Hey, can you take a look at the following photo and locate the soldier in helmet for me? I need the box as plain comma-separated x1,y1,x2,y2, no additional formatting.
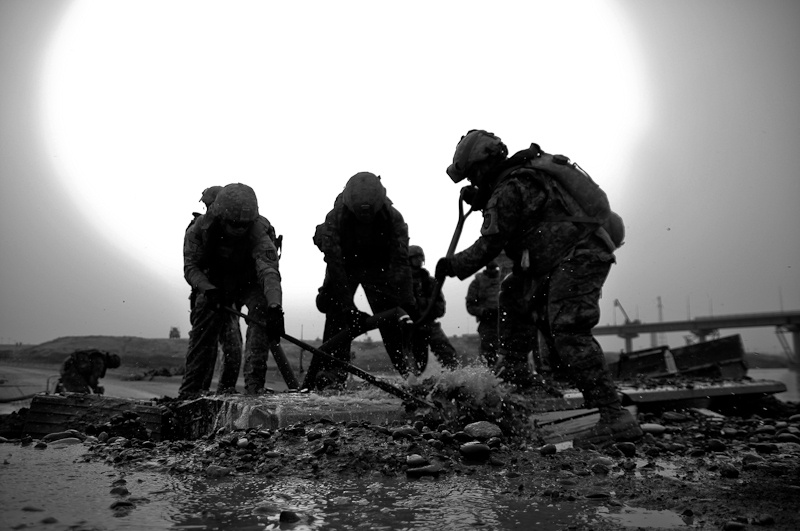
186,186,245,395
310,172,417,389
57,349,121,394
408,244,459,372
435,130,641,448
179,183,284,398
466,259,502,367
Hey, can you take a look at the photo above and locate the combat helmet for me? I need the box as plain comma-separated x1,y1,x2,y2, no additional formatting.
446,129,508,184
211,183,259,224
105,352,121,369
200,186,223,207
343,172,387,223
409,245,425,262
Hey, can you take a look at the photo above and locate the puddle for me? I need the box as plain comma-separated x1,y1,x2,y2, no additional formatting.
1,443,605,531
598,505,694,529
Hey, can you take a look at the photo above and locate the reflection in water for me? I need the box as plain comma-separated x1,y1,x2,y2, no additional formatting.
1,444,597,531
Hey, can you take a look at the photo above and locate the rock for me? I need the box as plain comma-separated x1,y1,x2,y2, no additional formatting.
406,462,443,478
538,444,557,456
584,491,611,499
752,443,779,454
279,510,301,523
205,464,233,478
719,464,740,478
459,442,491,462
722,521,746,531
741,453,764,465
721,428,739,438
34,441,47,449
391,427,419,440
110,486,130,495
662,411,689,422
236,438,249,449
264,451,281,458
590,463,611,475
109,500,135,509
614,442,636,457
776,433,800,444
49,438,82,446
486,437,502,448
43,430,86,442
454,431,474,443
463,421,502,441
641,423,666,435
706,439,727,452
406,454,428,468
752,514,775,525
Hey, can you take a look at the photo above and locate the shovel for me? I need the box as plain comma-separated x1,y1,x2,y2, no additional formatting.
415,191,473,326
224,307,436,410
218,306,299,389
301,307,416,389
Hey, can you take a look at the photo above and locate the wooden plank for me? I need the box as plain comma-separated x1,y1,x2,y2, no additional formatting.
532,406,637,444
618,379,786,403
23,394,163,440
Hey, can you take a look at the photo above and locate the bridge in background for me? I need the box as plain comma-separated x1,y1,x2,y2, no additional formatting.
594,310,800,358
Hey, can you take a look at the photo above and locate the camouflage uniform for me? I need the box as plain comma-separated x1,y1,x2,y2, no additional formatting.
411,264,459,372
447,160,620,410
180,194,282,398
187,207,244,394
59,349,118,394
466,267,502,366
313,190,416,385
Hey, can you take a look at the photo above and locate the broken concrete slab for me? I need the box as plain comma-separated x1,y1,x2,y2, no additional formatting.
174,392,408,439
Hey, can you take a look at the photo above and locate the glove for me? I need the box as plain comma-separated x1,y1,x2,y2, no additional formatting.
345,308,371,333
265,304,285,339
202,287,223,308
402,305,421,323
435,257,455,280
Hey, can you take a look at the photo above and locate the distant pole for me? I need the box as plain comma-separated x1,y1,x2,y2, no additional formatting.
779,286,784,312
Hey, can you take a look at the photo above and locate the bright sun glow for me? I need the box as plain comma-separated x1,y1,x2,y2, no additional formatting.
41,1,650,320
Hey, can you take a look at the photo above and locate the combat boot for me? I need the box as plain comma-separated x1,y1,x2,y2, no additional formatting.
573,406,643,448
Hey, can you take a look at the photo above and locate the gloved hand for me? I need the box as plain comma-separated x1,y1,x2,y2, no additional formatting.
265,304,285,339
435,257,455,280
402,305,421,324
345,308,371,333
203,287,223,308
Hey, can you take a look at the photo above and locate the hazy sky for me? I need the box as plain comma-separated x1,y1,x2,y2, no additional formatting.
1,0,798,356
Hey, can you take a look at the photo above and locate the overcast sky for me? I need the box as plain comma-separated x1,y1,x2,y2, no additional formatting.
1,0,798,356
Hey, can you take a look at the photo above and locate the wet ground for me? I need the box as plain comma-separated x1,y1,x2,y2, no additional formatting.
2,363,800,530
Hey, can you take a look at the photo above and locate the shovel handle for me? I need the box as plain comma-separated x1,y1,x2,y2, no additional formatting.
415,194,473,326
223,307,435,410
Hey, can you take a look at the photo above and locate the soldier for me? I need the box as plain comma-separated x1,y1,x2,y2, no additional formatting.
179,183,284,399
466,260,502,367
408,244,459,373
311,172,417,389
57,349,120,394
435,130,641,447
189,186,244,395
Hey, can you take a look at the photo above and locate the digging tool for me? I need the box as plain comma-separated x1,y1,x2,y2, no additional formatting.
218,306,299,389
301,307,415,389
225,307,435,410
416,190,474,326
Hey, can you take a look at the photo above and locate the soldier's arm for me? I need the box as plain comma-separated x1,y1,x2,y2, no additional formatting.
465,277,483,318
388,208,416,311
313,207,354,312
183,218,215,292
251,218,282,307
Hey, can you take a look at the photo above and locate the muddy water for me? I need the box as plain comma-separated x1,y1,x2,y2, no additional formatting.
2,443,620,531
